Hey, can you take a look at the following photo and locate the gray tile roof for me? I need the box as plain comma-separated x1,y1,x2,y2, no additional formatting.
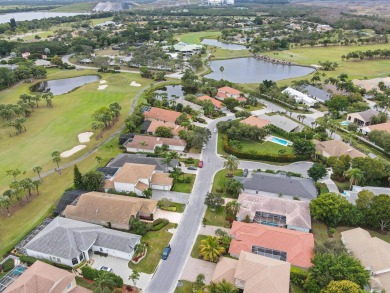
107,154,178,171
301,85,332,102
258,114,301,133
236,173,317,199
355,109,380,121
24,217,140,260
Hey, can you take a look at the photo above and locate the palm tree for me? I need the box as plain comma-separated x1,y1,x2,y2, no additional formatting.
199,236,225,263
6,169,21,182
33,166,42,179
129,269,140,288
208,280,238,293
345,168,364,190
226,200,240,217
94,271,116,293
225,179,243,198
223,155,239,175
32,180,42,195
219,66,224,80
0,196,12,216
51,151,61,170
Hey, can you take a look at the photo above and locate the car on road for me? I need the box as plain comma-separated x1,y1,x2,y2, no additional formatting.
161,244,171,260
198,160,204,168
188,166,197,170
214,128,217,133
98,266,113,273
243,168,249,177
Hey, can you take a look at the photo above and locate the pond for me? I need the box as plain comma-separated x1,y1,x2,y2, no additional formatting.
0,12,89,24
31,75,100,96
154,85,186,100
204,57,315,83
201,39,247,50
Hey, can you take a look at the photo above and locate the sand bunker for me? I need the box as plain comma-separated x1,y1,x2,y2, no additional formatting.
78,132,93,143
61,145,86,158
100,80,107,84
130,81,141,87
98,85,108,90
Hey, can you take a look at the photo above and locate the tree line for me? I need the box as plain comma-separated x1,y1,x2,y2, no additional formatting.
342,49,390,61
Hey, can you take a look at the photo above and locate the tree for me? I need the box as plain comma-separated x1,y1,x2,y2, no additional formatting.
321,280,361,293
199,236,225,262
351,157,387,185
74,165,84,190
82,171,104,192
225,179,243,198
292,139,315,156
6,169,21,182
9,18,16,31
0,196,12,216
51,151,61,170
20,178,34,198
225,200,240,217
308,163,327,181
33,166,42,179
129,269,140,288
94,271,116,293
219,66,224,80
204,192,224,211
143,188,152,198
155,126,174,138
193,274,205,292
50,55,63,66
344,168,364,190
223,155,239,174
365,194,390,231
208,280,238,293
32,180,42,195
306,253,369,292
223,98,239,111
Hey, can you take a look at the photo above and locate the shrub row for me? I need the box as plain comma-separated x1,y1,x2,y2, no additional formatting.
269,125,314,141
290,266,308,287
19,255,72,271
159,206,177,212
1,258,15,272
223,136,309,163
81,266,123,287
151,218,169,231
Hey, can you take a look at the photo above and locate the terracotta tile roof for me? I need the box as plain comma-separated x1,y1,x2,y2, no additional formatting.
198,95,223,108
316,140,366,158
240,116,270,128
113,163,155,184
143,107,181,123
125,135,187,151
218,86,241,95
229,221,314,268
63,192,157,225
237,193,311,230
4,261,89,293
151,173,173,186
146,120,184,136
216,92,228,100
236,97,247,102
367,122,390,134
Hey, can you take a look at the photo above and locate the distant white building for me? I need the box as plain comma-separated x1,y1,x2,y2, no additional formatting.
282,87,317,107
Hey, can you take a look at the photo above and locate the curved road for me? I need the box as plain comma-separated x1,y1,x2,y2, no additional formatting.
146,116,313,293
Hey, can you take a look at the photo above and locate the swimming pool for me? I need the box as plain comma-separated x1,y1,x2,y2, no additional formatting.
270,136,292,146
340,121,350,126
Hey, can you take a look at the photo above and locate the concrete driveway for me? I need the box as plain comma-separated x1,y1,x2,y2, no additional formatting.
91,255,152,290
180,257,217,285
154,209,183,224
152,190,189,204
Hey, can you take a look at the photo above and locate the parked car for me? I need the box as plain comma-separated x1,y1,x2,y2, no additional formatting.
188,166,197,170
243,168,249,177
161,244,171,260
214,128,217,133
202,144,206,149
98,266,113,273
198,160,204,168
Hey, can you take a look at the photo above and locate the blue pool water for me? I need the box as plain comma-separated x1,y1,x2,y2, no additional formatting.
340,121,350,126
270,136,291,146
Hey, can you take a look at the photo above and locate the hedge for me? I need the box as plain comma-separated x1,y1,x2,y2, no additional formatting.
160,206,177,212
2,258,15,272
19,255,72,271
290,266,308,287
151,218,169,231
81,266,123,287
223,135,309,163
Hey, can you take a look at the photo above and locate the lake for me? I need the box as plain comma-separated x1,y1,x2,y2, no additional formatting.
155,85,186,100
205,57,315,83
31,75,100,96
201,39,247,50
0,12,89,24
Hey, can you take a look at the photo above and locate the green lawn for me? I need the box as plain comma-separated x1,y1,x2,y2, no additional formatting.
240,140,294,155
172,174,196,193
51,2,96,12
76,277,98,291
211,169,243,194
210,47,252,60
291,284,306,293
175,280,193,293
203,206,227,227
318,183,330,195
128,223,175,274
174,31,221,44
190,234,208,258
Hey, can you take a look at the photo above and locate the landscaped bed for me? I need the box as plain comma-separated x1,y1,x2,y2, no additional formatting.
203,206,227,228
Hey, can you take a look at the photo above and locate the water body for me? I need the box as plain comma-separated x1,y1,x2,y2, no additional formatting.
0,12,89,24
155,85,186,100
205,57,315,83
201,39,247,50
31,75,100,96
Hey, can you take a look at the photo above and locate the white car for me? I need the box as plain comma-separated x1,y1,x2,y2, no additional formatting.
98,266,113,273
202,144,206,149
213,128,217,133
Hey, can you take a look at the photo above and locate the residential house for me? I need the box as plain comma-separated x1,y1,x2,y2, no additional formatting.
107,153,179,172
104,163,173,195
300,84,332,103
24,217,141,267
282,87,317,107
237,193,311,233
63,192,158,229
229,221,314,268
172,42,202,54
361,121,390,135
316,24,333,32
125,135,186,153
240,116,270,129
53,190,85,217
145,120,184,137
3,261,91,293
143,107,182,124
21,52,30,59
341,228,390,292
197,95,224,110
347,109,380,126
177,98,203,113
315,140,366,159
236,172,317,200
216,86,242,100
79,58,93,64
34,59,52,67
212,251,290,293
259,114,302,132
